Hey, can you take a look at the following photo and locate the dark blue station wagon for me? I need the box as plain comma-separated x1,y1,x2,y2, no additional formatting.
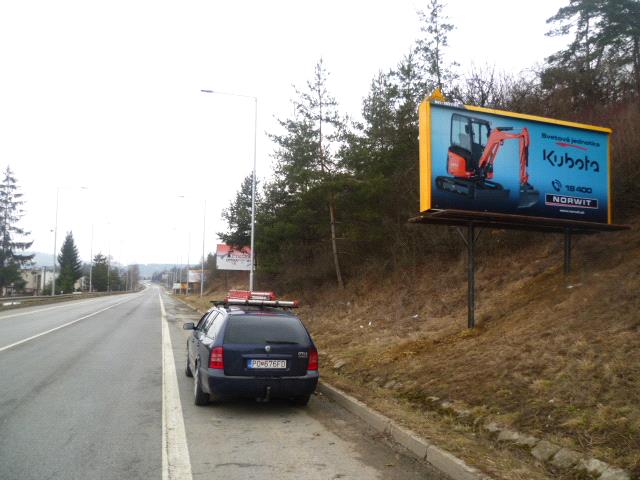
183,292,319,406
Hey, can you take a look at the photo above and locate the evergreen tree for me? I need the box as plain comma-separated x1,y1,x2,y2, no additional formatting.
601,0,640,98
219,175,260,248
543,0,640,106
415,0,456,94
293,59,346,288
91,253,109,292
57,232,82,293
339,54,427,267
0,167,34,294
109,267,122,291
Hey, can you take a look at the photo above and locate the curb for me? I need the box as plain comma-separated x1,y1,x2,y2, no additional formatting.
317,382,491,480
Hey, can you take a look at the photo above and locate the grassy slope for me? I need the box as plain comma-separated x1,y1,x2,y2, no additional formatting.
181,221,639,478
295,219,639,478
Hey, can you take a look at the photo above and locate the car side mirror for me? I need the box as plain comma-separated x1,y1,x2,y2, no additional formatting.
183,322,195,330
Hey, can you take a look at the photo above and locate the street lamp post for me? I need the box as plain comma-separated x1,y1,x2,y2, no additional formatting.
177,196,207,297
200,89,257,291
88,224,94,293
186,232,191,295
51,188,60,296
201,200,206,297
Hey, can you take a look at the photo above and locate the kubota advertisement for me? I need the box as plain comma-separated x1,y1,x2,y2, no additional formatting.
419,101,611,223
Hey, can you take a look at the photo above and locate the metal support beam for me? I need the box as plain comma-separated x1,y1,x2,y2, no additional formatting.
467,223,475,329
564,227,572,275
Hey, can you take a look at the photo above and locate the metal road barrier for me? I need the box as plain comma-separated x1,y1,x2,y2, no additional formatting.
0,291,134,311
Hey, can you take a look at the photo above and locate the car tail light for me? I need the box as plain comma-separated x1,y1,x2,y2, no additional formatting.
308,347,318,371
209,347,224,369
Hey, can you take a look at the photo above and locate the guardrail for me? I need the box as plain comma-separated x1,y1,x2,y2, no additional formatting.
0,291,132,311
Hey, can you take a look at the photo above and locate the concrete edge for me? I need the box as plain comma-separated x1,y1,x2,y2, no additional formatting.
317,382,492,480
318,382,391,435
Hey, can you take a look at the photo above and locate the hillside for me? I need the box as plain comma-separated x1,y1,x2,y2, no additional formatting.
294,216,639,478
181,215,638,478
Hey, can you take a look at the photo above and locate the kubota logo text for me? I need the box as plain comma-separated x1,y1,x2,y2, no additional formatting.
543,150,600,172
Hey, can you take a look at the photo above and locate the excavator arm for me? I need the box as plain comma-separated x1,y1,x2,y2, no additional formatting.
477,127,530,185
477,126,538,208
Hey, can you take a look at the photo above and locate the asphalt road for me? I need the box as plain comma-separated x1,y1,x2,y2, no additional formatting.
0,286,444,480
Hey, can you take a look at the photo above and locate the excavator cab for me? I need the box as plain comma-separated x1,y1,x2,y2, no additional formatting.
436,113,539,208
447,114,491,178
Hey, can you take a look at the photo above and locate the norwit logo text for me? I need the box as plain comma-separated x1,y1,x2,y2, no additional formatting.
543,150,600,172
545,194,599,209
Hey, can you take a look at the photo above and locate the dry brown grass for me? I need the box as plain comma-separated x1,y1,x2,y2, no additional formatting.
181,222,640,478
295,219,640,478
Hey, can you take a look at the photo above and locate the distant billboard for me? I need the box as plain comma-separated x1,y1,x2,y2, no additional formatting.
187,270,205,283
216,244,251,271
419,100,612,223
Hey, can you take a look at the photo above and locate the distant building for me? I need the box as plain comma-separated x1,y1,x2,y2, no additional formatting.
20,268,57,296
19,269,87,295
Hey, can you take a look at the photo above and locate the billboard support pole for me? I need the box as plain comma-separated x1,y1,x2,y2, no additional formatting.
456,225,483,329
467,224,476,329
564,228,572,275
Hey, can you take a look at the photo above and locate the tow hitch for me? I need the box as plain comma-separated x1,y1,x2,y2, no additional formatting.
256,385,271,403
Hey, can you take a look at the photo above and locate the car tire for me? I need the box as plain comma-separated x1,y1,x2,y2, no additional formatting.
193,363,209,406
185,344,193,377
292,394,311,406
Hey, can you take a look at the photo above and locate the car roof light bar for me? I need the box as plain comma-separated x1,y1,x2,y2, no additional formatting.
227,290,277,301
210,298,299,308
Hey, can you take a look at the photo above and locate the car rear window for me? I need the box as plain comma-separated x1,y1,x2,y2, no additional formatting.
224,315,309,345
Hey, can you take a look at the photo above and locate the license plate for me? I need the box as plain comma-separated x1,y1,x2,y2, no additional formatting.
247,359,287,369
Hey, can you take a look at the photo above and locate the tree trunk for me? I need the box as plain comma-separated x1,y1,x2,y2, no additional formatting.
634,35,640,100
328,194,344,289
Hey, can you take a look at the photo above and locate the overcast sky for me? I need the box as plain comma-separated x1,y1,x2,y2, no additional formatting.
1,0,568,266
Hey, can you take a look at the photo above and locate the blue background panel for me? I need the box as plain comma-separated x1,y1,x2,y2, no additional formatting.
429,104,609,223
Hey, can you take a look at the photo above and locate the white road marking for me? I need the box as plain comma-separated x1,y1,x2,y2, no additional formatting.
160,292,193,480
0,296,138,353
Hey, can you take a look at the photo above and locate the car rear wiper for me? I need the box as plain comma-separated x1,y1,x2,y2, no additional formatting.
264,340,299,344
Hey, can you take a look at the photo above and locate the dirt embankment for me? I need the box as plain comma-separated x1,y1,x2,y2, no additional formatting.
296,219,639,479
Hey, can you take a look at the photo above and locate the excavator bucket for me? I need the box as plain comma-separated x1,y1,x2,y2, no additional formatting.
518,183,539,208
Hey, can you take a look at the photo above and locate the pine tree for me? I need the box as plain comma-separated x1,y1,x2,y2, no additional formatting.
293,59,346,288
543,0,640,106
57,232,82,293
415,0,457,94
91,253,109,292
0,167,34,294
219,175,260,248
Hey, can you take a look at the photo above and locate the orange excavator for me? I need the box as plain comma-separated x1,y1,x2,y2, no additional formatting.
435,113,539,208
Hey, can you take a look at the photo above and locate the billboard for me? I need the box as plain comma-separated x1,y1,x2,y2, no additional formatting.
187,270,205,283
419,100,612,223
216,244,251,271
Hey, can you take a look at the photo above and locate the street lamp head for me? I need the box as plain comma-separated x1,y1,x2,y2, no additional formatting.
200,89,214,94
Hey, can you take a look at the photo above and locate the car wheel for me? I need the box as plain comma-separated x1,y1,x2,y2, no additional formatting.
185,358,193,377
193,362,209,406
185,344,193,377
292,394,311,406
